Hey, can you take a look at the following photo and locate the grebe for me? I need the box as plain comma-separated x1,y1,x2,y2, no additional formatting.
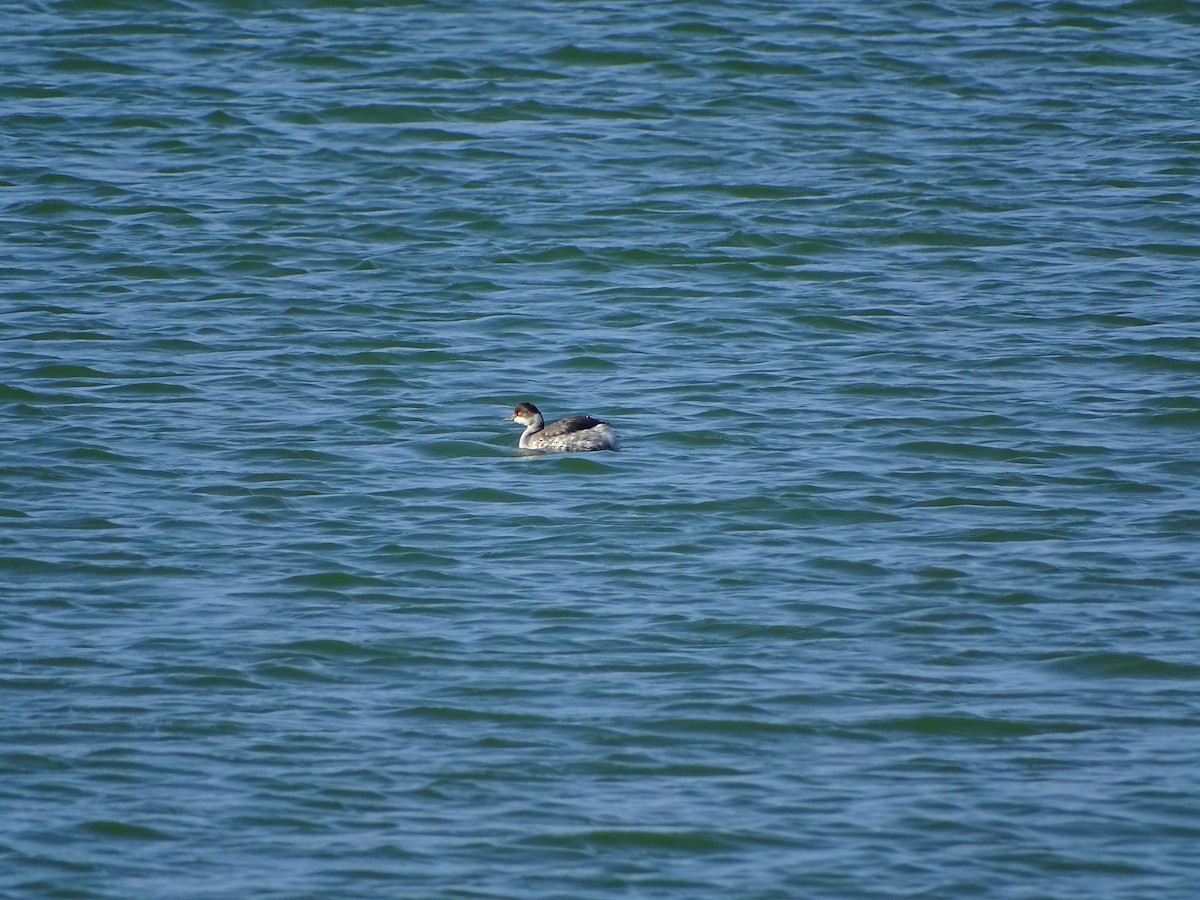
504,402,620,452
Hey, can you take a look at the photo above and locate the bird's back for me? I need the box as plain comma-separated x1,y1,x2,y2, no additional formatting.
541,415,606,438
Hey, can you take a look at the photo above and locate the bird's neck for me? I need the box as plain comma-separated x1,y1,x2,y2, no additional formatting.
519,417,544,448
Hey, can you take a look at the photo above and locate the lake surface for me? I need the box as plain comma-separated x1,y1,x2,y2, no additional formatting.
3,1,1200,897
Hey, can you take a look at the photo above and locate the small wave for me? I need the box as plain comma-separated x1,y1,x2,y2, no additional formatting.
865,714,1095,739
80,820,173,841
1045,652,1200,680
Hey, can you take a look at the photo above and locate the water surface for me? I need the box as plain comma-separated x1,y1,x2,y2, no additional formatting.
3,1,1200,897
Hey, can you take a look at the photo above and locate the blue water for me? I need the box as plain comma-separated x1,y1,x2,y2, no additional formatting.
4,1,1200,897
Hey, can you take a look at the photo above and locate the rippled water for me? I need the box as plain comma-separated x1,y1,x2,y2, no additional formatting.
4,1,1200,897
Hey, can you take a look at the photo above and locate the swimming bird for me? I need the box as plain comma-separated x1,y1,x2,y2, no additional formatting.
504,402,620,452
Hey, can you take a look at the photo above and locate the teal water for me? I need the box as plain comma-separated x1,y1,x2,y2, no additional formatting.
3,1,1200,897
